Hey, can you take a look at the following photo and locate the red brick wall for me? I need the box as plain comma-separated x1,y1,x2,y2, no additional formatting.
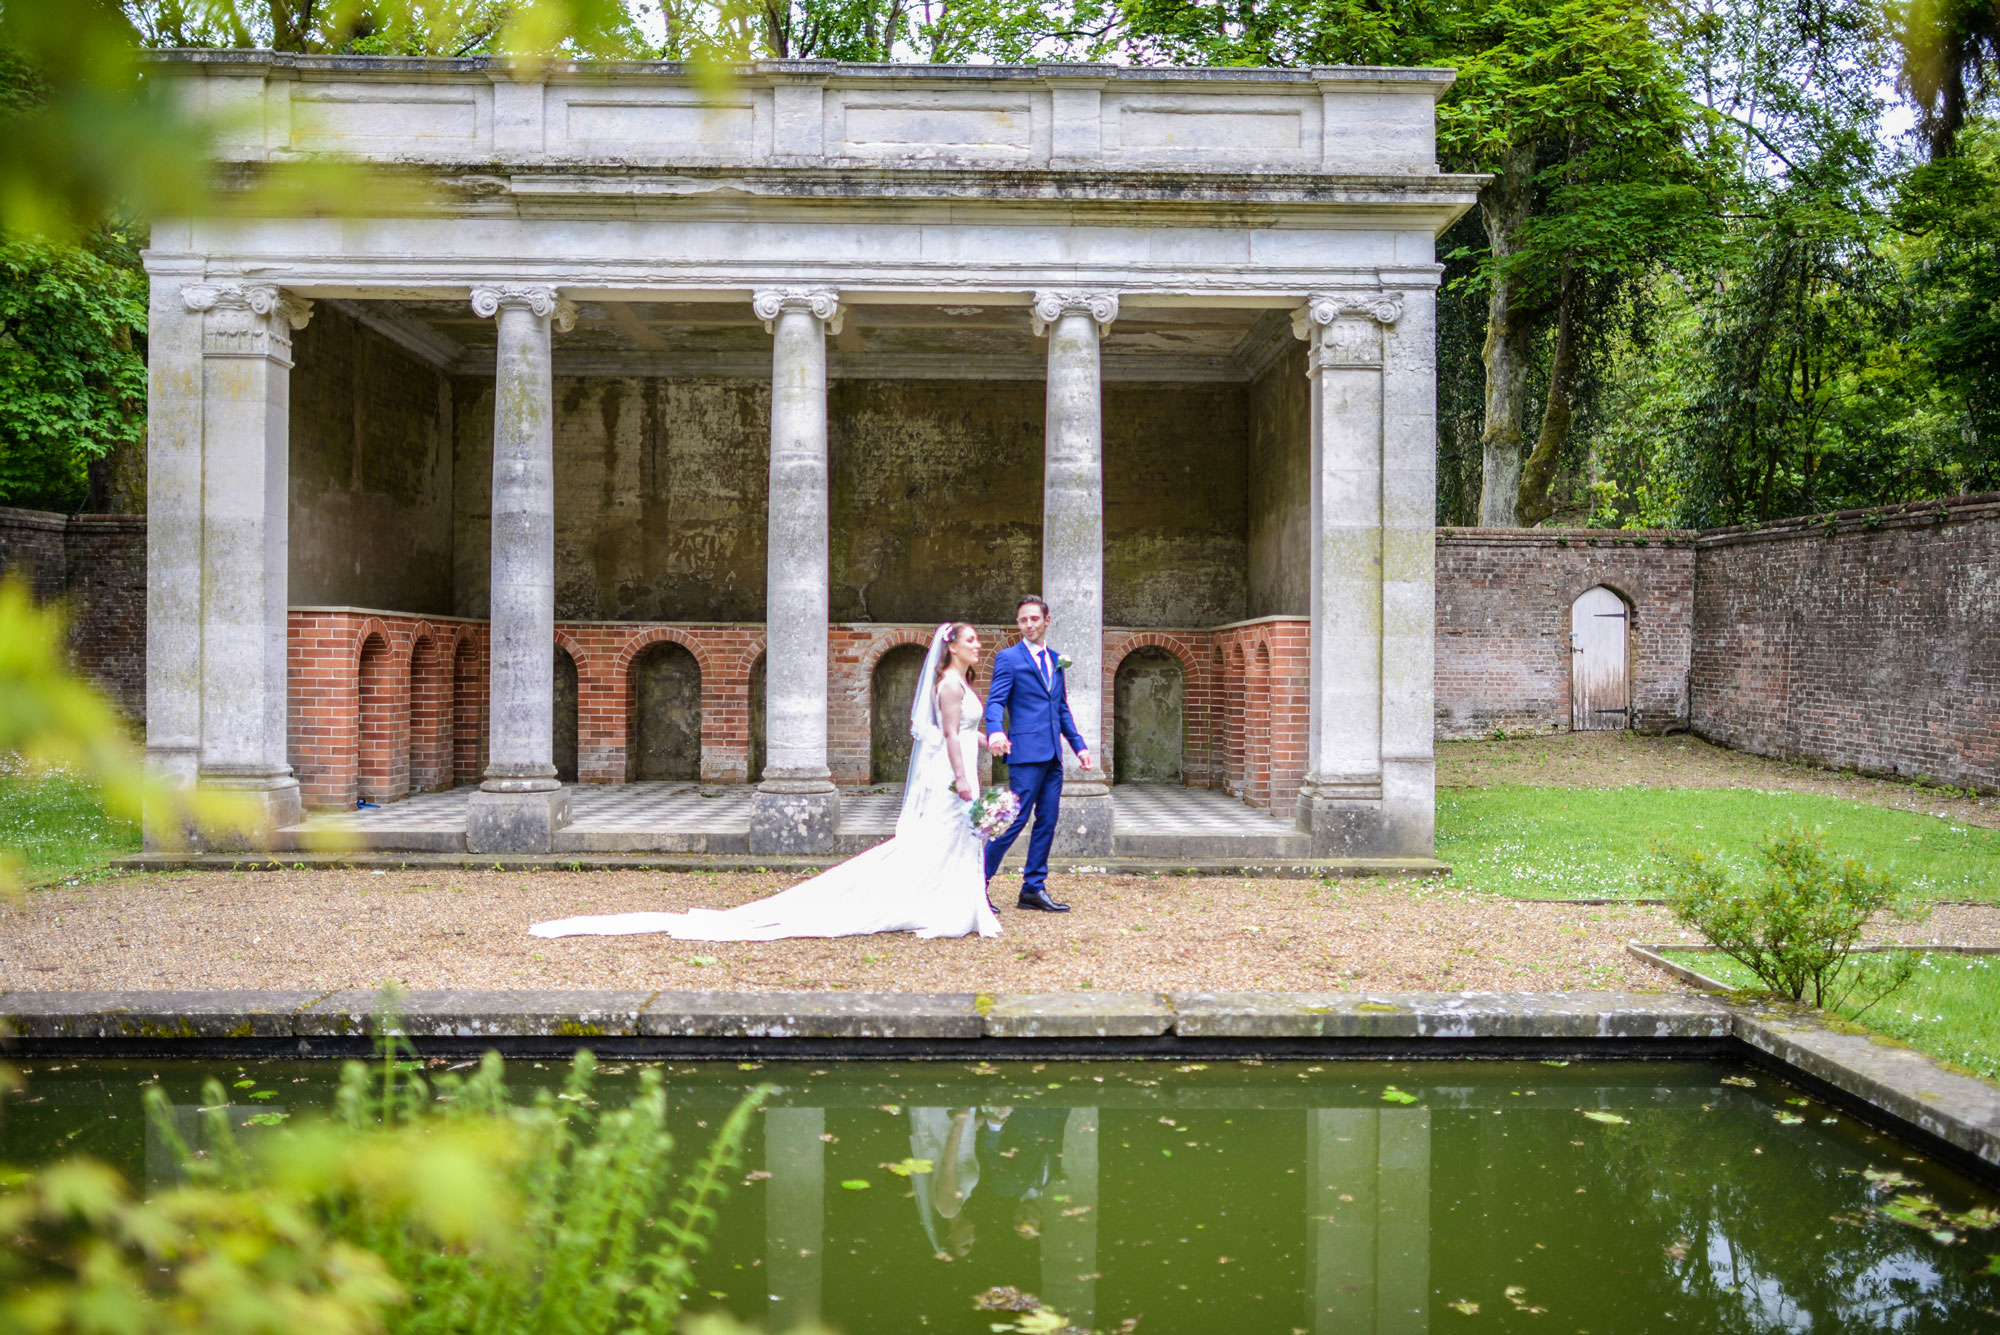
1435,528,1696,739
1691,493,2000,792
282,612,1315,810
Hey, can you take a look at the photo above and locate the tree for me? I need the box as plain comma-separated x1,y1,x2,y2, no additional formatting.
0,229,147,513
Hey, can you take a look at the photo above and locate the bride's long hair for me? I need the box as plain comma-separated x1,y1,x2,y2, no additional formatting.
944,621,979,688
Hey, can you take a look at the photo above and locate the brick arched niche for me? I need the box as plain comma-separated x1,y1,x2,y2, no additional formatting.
871,642,933,783
356,629,404,803
452,632,486,783
627,640,702,781
747,653,767,785
407,627,452,794
553,644,579,784
1113,645,1188,784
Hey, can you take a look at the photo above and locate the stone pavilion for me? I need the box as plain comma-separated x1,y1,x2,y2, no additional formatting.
144,52,1478,857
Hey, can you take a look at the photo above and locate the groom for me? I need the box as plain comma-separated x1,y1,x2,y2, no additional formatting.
982,595,1092,912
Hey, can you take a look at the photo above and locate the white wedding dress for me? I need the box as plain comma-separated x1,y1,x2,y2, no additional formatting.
529,626,1001,941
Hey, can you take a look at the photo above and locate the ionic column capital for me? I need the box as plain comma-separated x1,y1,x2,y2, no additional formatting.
1032,289,1119,337
471,284,577,332
181,282,313,360
753,286,843,335
1292,291,1402,371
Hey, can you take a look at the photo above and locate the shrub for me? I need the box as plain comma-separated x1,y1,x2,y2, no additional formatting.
1648,821,1925,1010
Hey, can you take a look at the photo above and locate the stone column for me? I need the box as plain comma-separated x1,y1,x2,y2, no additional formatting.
1380,286,1439,856
141,260,206,846
1033,290,1117,856
180,281,313,844
467,283,576,854
751,287,841,854
1291,292,1404,856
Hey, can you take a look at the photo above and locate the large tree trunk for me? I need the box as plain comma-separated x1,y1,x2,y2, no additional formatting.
1477,140,1538,527
1516,261,1581,526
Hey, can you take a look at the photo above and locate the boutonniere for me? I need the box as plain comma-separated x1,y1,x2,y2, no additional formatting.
1055,653,1073,673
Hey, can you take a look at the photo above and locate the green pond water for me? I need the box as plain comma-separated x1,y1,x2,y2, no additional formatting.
7,1056,2000,1332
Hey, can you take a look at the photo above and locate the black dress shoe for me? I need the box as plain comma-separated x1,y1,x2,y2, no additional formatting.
1016,888,1070,912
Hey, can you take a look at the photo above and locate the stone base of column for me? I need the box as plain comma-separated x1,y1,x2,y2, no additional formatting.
751,781,840,855
189,772,303,852
1053,777,1114,856
141,746,200,852
468,787,572,854
1380,756,1436,859
1294,765,1435,858
1295,778,1389,858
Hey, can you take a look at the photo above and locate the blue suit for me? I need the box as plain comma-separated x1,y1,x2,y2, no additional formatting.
981,640,1087,894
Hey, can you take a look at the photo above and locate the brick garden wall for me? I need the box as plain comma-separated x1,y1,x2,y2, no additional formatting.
0,506,147,721
1690,493,2000,792
1434,528,1696,740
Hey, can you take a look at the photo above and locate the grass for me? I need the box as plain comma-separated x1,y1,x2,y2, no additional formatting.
1663,949,2000,1084
0,773,139,888
1437,785,2000,901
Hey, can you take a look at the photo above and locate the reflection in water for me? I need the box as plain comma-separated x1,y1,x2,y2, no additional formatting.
11,1059,2000,1334
1310,1109,1430,1333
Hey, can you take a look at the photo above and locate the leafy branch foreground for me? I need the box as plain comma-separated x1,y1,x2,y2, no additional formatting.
1649,822,1926,1012
1,1042,777,1335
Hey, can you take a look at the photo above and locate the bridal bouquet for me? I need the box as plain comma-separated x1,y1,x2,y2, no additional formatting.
968,786,1021,842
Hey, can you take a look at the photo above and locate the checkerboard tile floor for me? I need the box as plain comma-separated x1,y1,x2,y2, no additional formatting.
293,780,1282,842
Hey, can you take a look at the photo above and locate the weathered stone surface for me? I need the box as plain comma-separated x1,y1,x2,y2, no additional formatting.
983,991,1174,1038
640,991,982,1039
1172,990,1734,1040
1732,1002,2000,1171
0,990,318,1039
297,989,652,1038
466,787,571,854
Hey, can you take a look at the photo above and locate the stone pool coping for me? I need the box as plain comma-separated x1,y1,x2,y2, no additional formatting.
6,986,2000,1184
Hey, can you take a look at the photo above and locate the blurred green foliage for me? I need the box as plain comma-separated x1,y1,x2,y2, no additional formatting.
1,1036,777,1335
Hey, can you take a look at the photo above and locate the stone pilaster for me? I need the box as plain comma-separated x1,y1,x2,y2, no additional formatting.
183,280,313,845
141,260,206,847
468,283,576,853
1290,291,1405,856
1380,286,1438,856
751,287,841,854
1034,290,1116,855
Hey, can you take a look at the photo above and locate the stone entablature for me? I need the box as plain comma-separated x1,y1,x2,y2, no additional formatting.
161,53,1454,179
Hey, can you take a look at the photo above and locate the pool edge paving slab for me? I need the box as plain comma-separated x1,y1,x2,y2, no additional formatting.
7,987,2000,1183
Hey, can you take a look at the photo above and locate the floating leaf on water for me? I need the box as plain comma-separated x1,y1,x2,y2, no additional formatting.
1539,1060,1569,1067
1176,1064,1208,1073
737,1061,762,1071
1952,1207,2000,1230
1381,1086,1418,1105
1865,1168,1920,1191
1720,1075,1757,1088
880,1104,903,1115
1015,1310,1071,1335
841,1179,872,1190
1774,1112,1805,1125
743,1170,772,1183
1448,1300,1480,1315
1581,1110,1628,1125
975,1287,1043,1313
243,1111,288,1126
884,1158,933,1177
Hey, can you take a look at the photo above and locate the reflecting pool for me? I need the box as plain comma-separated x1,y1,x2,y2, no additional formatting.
7,1057,2000,1332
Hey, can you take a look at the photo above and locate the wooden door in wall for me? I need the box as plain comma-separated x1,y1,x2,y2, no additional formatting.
1570,586,1630,730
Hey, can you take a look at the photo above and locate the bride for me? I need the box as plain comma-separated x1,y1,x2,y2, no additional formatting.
529,622,1002,941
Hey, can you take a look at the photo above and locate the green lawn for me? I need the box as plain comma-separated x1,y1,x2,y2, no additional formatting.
0,774,140,887
1438,785,2000,901
1665,949,2000,1083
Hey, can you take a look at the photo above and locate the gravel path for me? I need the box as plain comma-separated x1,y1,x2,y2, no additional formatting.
2,869,1707,994
1441,732,2000,827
